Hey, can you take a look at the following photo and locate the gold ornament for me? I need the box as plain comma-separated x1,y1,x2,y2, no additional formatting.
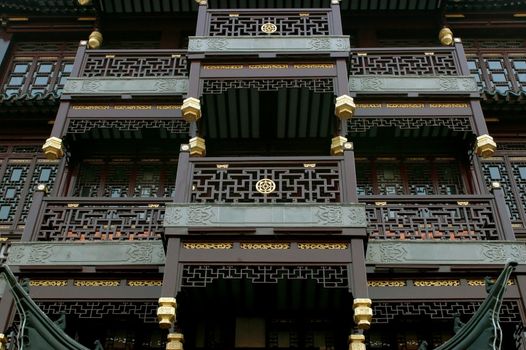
157,297,177,329
88,30,103,49
475,134,497,158
181,97,201,123
261,23,277,34
189,136,206,157
0,333,6,350
330,136,348,155
77,0,92,5
353,298,373,329
439,27,453,46
167,333,184,350
335,95,356,120
42,137,64,160
255,178,276,194
348,334,366,350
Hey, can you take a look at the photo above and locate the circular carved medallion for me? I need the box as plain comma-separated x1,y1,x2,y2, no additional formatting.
255,178,276,194
261,22,277,34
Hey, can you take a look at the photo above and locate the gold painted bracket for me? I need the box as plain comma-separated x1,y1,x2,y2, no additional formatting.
475,134,497,158
181,97,202,123
42,137,64,160
157,297,177,329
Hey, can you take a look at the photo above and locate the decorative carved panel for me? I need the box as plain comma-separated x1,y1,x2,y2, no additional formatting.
181,265,349,288
202,78,334,94
66,119,189,135
348,117,472,133
350,50,459,76
363,197,499,240
208,12,330,36
36,199,169,240
80,52,188,77
191,160,341,203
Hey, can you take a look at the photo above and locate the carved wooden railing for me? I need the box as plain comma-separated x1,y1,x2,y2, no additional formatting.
28,198,170,241
204,9,335,36
349,47,462,76
360,195,502,240
189,157,344,203
77,49,188,78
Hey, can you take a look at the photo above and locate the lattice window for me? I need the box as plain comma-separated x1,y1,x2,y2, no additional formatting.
0,146,59,237
191,160,341,203
356,158,465,196
207,12,330,36
466,56,486,90
510,56,526,92
481,160,522,225
73,160,177,198
483,57,513,94
1,42,75,97
80,53,188,77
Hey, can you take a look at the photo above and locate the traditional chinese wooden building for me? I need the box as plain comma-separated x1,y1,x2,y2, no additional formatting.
0,0,526,349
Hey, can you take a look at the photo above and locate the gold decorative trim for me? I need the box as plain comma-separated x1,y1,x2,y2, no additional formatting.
303,163,316,168
128,280,163,287
0,237,8,242
203,65,243,70
183,243,233,249
355,103,382,108
414,280,460,287
67,203,79,208
467,279,515,286
429,103,469,108
456,201,469,206
368,280,406,287
375,201,387,206
255,178,276,194
298,243,348,250
386,103,425,108
293,64,334,69
249,64,287,69
74,280,120,287
240,243,290,250
30,280,68,287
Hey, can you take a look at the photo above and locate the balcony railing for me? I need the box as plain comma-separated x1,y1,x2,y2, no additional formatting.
204,9,335,36
28,198,170,241
189,157,344,203
77,49,188,78
361,195,501,240
350,47,462,76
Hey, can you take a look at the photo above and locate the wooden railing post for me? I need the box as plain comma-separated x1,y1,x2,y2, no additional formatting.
491,181,516,241
343,142,358,203
173,145,191,203
20,184,48,242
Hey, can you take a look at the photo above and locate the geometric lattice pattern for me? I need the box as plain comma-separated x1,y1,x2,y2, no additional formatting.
348,117,472,133
37,199,168,240
80,52,188,77
181,265,349,288
208,12,330,36
350,51,459,76
36,301,158,323
373,300,522,324
364,197,499,240
66,119,189,135
191,160,341,203
202,78,334,94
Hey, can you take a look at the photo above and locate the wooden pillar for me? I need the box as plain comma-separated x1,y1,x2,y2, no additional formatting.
492,182,516,241
343,144,358,203
349,237,368,298
160,237,183,298
173,145,191,203
20,184,48,242
0,31,13,70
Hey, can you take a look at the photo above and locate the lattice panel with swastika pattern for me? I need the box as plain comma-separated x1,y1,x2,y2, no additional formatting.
182,265,348,288
37,199,169,240
202,78,334,94
191,160,341,203
80,53,188,77
208,12,330,36
364,198,499,240
350,52,459,76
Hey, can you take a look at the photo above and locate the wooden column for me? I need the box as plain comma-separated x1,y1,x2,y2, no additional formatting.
349,237,368,298
343,144,358,203
0,31,13,70
173,145,191,203
492,182,516,241
20,184,48,242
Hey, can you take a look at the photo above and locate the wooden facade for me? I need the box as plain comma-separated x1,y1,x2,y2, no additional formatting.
1,0,526,349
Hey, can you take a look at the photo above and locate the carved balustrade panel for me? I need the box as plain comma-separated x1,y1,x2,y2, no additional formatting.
36,199,169,241
362,196,499,240
80,51,188,77
207,10,330,36
191,158,342,203
349,49,459,76
202,78,334,94
0,145,59,237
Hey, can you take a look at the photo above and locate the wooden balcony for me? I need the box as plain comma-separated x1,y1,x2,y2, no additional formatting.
63,44,189,97
349,40,479,97
189,7,350,57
